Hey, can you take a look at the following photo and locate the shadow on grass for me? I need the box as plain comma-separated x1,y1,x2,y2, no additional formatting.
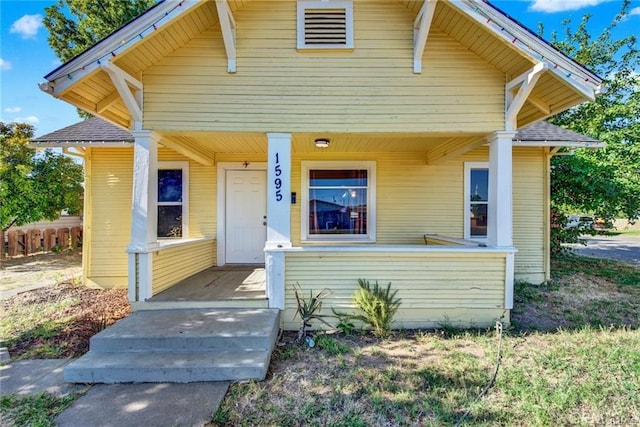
511,253,640,333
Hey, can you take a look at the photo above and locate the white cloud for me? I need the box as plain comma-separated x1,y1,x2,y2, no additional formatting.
529,0,609,13
4,107,22,113
15,116,40,124
10,14,43,39
0,58,12,70
630,7,640,16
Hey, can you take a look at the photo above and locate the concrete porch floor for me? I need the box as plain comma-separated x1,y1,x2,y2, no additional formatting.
149,265,266,302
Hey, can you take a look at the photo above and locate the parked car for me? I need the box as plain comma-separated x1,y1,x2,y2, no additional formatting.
565,215,594,229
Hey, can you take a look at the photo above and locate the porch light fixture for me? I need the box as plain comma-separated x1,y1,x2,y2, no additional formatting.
315,138,330,148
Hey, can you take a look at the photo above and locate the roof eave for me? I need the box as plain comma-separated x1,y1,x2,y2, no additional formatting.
42,0,201,85
452,1,603,95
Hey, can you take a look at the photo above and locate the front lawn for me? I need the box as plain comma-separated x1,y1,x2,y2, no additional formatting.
212,254,640,426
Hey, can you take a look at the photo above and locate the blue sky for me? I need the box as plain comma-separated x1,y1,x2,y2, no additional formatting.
1,0,639,137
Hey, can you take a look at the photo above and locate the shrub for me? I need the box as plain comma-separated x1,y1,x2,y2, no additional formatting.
335,279,401,337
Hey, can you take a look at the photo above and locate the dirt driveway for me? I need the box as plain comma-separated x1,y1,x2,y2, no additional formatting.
570,234,640,265
0,251,82,300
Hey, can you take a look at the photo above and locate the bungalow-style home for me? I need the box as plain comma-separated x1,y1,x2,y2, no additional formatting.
37,0,604,332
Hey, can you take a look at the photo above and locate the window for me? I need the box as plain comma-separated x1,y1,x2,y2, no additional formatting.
158,162,188,239
464,162,489,240
297,1,354,50
302,161,375,242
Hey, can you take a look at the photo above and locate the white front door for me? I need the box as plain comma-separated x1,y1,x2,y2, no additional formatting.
225,170,267,263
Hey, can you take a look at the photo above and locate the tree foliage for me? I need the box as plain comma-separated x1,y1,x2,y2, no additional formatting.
0,122,84,231
43,0,155,63
542,1,640,223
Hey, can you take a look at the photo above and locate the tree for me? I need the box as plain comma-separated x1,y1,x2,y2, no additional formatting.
0,122,84,231
541,1,640,227
43,0,156,63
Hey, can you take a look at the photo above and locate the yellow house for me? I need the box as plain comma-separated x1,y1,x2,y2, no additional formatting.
38,0,603,329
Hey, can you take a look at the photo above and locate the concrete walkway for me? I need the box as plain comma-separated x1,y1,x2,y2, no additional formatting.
1,359,229,427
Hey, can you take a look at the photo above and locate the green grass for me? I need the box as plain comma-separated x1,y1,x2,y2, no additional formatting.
0,393,77,427
212,254,640,426
552,252,640,287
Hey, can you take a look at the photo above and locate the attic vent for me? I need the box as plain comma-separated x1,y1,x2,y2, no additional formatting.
297,1,353,50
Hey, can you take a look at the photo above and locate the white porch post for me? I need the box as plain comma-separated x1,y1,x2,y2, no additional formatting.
487,131,516,248
265,132,292,309
126,130,160,302
487,130,517,310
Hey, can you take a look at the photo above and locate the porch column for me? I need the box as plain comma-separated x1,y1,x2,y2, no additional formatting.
265,132,292,309
126,130,160,302
487,131,516,248
488,130,517,311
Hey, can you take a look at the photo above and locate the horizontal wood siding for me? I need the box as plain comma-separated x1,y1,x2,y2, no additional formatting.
152,240,216,295
512,147,546,283
283,250,507,330
291,152,463,245
144,1,504,133
88,148,134,289
158,148,217,238
291,148,546,281
87,148,220,289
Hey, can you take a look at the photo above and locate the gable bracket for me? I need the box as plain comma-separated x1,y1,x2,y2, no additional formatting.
215,0,237,73
413,0,437,74
101,61,143,126
505,62,546,131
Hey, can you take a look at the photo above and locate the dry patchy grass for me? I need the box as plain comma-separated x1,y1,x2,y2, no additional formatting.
212,255,640,426
0,281,130,359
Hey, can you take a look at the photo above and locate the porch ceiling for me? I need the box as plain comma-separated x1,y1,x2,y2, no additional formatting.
156,131,485,157
44,0,598,131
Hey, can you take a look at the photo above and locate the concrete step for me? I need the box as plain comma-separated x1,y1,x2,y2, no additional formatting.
65,308,280,383
132,299,268,311
64,350,271,383
90,308,279,352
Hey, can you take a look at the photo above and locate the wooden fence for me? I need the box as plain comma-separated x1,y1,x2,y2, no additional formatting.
1,227,82,259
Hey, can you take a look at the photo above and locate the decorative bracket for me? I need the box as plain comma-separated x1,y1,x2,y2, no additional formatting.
215,0,237,73
101,61,143,125
505,62,546,131
413,0,437,73
159,137,215,166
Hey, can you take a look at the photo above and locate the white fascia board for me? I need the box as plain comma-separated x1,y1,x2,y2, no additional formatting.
43,0,201,84
514,140,605,148
449,1,603,93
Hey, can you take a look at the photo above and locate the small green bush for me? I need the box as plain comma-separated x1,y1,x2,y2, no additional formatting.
334,279,401,337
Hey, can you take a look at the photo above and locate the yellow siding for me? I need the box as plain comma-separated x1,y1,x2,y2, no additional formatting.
87,148,134,289
158,148,217,238
144,1,504,133
87,147,221,289
283,250,507,330
152,240,216,295
512,148,546,283
291,148,546,281
291,152,463,246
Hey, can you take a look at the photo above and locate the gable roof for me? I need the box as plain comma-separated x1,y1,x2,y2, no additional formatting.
39,0,603,130
31,117,133,147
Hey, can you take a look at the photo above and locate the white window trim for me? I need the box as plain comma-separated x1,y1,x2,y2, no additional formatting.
158,161,189,239
464,162,489,243
301,160,376,243
297,0,354,50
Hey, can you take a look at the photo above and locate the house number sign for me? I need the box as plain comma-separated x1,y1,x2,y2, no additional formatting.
274,152,283,202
